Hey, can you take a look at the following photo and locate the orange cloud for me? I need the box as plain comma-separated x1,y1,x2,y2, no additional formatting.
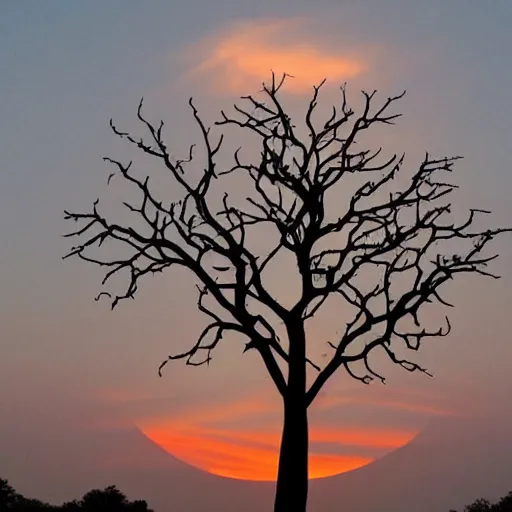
126,383,468,482
101,385,452,480
138,424,378,480
140,427,279,480
146,390,276,428
314,389,459,417
189,425,416,451
310,427,417,450
181,18,366,95
137,418,417,481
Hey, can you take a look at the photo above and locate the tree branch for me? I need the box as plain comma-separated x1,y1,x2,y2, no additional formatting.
64,73,510,406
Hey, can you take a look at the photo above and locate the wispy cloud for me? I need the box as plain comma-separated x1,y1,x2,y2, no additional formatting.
136,391,419,481
179,17,367,96
137,423,402,480
314,386,460,418
316,394,458,417
96,379,458,480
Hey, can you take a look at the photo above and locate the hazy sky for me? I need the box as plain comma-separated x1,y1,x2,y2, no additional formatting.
1,1,512,510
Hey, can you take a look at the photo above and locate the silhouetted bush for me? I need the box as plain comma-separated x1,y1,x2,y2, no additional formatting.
0,478,152,511
451,491,512,512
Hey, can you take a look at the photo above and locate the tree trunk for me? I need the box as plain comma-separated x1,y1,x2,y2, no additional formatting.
273,396,309,512
274,321,308,512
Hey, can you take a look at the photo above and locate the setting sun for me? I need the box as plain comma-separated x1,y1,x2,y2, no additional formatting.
137,421,418,481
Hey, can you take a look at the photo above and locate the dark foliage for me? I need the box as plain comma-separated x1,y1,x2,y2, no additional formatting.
0,479,153,512
451,491,512,512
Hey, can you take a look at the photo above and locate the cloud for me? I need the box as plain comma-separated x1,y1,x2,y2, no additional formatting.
316,393,458,417
99,381,457,480
137,423,397,480
314,385,460,418
136,391,419,481
179,17,367,96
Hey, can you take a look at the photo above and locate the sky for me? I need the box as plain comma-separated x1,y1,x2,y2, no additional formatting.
1,1,512,510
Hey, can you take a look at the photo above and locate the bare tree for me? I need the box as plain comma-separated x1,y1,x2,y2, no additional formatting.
64,74,509,512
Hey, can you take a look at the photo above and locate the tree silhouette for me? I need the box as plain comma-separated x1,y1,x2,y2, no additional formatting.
464,498,493,512
0,479,152,511
450,491,512,512
64,74,510,512
73,486,151,512
1,478,54,511
494,492,512,512
79,486,131,512
0,478,20,509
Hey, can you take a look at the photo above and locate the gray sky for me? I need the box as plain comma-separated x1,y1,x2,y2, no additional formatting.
1,1,512,510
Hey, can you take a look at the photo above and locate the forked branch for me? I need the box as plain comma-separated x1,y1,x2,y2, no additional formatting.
64,73,510,402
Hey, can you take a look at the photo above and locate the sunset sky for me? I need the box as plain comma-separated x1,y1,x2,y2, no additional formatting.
1,1,512,511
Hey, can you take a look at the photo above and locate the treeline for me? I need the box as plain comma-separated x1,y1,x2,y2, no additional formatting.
450,491,512,512
0,479,152,511
2,476,511,511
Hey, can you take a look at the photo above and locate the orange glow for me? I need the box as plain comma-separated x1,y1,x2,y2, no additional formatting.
138,421,417,481
131,389,426,481
181,18,366,95
166,395,274,427
315,393,461,416
315,392,459,417
310,427,417,449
